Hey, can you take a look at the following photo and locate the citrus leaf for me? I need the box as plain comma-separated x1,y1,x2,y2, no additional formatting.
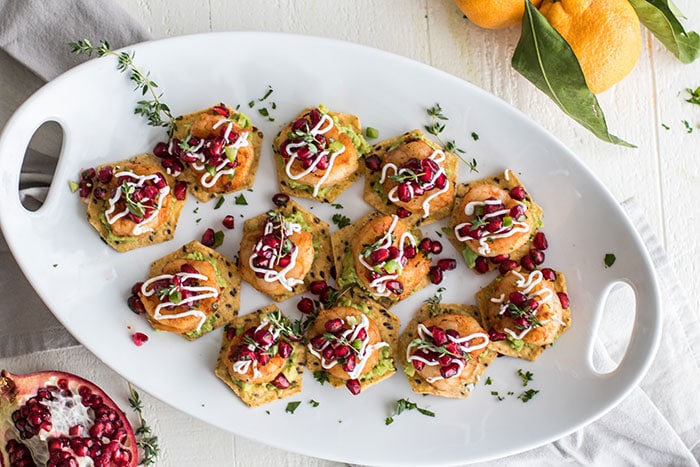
628,0,700,64
512,1,635,147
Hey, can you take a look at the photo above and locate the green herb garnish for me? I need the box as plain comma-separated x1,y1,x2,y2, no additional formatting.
518,389,540,403
313,371,329,385
128,383,160,466
517,369,534,387
425,104,478,172
235,194,248,205
214,196,225,210
332,213,351,229
424,287,445,317
385,398,435,425
309,400,320,408
686,86,700,105
604,253,616,268
285,401,302,414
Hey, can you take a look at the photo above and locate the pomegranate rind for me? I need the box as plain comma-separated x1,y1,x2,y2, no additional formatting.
475,268,571,360
306,293,399,393
214,305,306,407
398,304,497,398
445,170,544,272
84,154,186,253
331,211,431,309
141,240,241,340
172,104,263,202
273,107,367,203
363,129,458,227
0,369,137,467
238,199,333,302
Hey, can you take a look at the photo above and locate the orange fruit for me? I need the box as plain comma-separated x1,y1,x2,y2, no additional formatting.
538,0,642,94
455,0,543,29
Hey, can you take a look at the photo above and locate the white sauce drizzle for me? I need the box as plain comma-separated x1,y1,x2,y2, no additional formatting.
140,272,218,332
307,314,388,379
283,114,345,197
189,118,250,188
379,149,449,217
453,197,530,255
406,324,489,383
249,218,304,291
502,270,557,340
104,170,170,236
232,316,283,379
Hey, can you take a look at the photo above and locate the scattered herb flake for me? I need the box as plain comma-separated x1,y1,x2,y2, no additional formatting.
683,120,693,133
309,400,320,408
248,100,255,108
332,213,351,229
195,218,202,224
686,86,700,106
662,123,670,130
235,194,248,205
518,389,539,403
128,383,160,466
604,253,616,268
471,132,479,141
285,401,302,414
265,410,270,415
517,369,533,386
425,103,478,172
485,377,492,385
214,196,225,210
331,203,343,210
212,230,225,249
386,398,435,425
491,391,505,401
313,371,329,385
193,207,199,214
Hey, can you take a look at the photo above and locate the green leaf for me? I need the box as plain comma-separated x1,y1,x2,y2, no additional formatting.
604,253,616,268
629,0,700,64
285,401,302,414
512,2,634,147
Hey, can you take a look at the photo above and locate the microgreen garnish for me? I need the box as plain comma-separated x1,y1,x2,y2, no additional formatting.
385,398,435,425
313,371,329,385
285,401,302,414
309,400,320,408
332,213,351,229
424,287,445,317
518,389,539,403
517,369,533,386
425,103,478,173
686,86,700,106
258,85,274,102
604,253,616,268
408,337,467,361
267,309,304,342
361,234,396,257
504,302,542,330
156,281,182,304
128,383,160,466
70,39,176,134
214,197,225,210
235,194,248,205
389,168,424,184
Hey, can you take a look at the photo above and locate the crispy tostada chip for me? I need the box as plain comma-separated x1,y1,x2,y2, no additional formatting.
445,169,543,274
273,105,370,203
363,129,458,226
238,199,333,302
215,304,306,407
475,268,571,361
398,302,496,398
134,240,240,341
83,154,186,252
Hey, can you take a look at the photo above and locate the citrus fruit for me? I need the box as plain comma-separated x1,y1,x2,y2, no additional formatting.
455,0,543,29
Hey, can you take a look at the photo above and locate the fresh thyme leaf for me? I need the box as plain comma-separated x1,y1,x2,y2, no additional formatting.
518,389,540,403
332,213,351,228
517,369,534,386
214,196,225,210
285,401,302,414
235,194,248,205
424,103,478,172
604,253,616,268
313,371,329,385
128,383,160,466
424,287,445,317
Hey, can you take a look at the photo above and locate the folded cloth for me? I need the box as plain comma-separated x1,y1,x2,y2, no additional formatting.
0,0,150,358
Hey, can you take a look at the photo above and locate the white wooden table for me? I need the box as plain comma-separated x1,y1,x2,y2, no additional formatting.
1,1,699,465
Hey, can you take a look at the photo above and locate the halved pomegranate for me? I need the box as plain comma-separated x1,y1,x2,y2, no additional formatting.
0,370,137,467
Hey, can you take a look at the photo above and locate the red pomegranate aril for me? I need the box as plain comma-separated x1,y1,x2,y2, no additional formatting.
440,362,460,379
310,336,327,350
430,327,448,346
530,249,545,265
393,207,410,219
201,228,216,247
81,167,96,181
131,332,148,346
309,280,328,295
445,342,460,355
209,136,226,157
520,255,536,271
257,352,271,366
271,373,290,389
321,346,335,361
254,329,274,347
342,355,357,373
278,341,293,359
309,108,322,125
237,348,256,362
525,298,539,311
212,105,230,117
319,286,337,305
509,186,526,201
370,248,390,264
97,166,113,184
364,154,382,172
418,238,432,253
292,118,308,131
126,295,145,315
334,345,351,359
173,181,188,200
489,328,507,341
386,280,404,295
513,317,530,328
491,254,510,264
541,267,557,281
397,183,412,202
412,359,425,371
430,240,443,255
533,231,549,250
437,258,457,271
435,173,448,190
509,205,525,220
499,260,518,275
316,155,329,170
557,292,571,309
486,218,503,233
356,328,367,341
509,292,527,307
272,192,289,207
277,256,292,267
143,185,159,200
153,141,170,159
429,266,443,284
297,297,316,314
474,256,490,274
438,354,452,366
222,215,235,230
403,245,417,259
346,379,362,395
325,318,344,334
456,225,471,239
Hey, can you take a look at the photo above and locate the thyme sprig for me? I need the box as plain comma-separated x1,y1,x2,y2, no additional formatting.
408,337,467,361
425,104,478,173
389,169,424,184
424,287,445,318
128,383,160,466
267,309,304,342
70,39,176,133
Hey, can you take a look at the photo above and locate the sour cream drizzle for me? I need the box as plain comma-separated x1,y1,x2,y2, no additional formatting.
357,215,416,297
500,270,557,340
140,272,218,332
379,149,449,217
284,113,345,197
188,118,250,188
249,218,304,291
232,316,283,379
307,314,388,380
406,324,489,383
104,170,170,236
454,197,530,255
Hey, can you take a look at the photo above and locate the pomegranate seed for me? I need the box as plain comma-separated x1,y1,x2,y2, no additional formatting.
491,254,510,264
278,256,292,267
131,332,148,346
254,329,274,347
394,207,410,219
509,292,528,307
430,327,448,346
297,297,316,314
541,268,557,281
309,108,322,125
322,346,335,360
292,118,308,132
520,255,536,271
356,328,367,341
310,336,327,350
212,105,230,117
429,266,443,284
530,249,545,265
437,258,457,271
533,231,549,250
346,379,362,395
430,241,443,255
412,359,425,371
403,245,417,259
334,345,351,359
325,319,344,334
316,155,330,170
486,218,503,233
364,154,382,172
557,292,570,309
97,166,113,184
238,348,256,362
309,280,328,295
272,193,289,207
222,215,235,229
342,354,357,373
278,341,293,359
257,352,271,366
514,317,529,328
386,280,404,295
397,183,412,202
440,362,460,379
509,186,526,200
271,373,290,389
435,173,448,189
525,298,539,311
226,327,236,340
127,295,145,315
418,238,432,254
153,142,170,159
319,286,337,305
370,248,389,264
474,256,490,274
201,228,215,247
173,181,187,200
509,205,525,220
498,260,518,275
81,167,96,181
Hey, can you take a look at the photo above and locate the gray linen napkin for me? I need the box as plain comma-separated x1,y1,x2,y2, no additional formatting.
0,0,150,357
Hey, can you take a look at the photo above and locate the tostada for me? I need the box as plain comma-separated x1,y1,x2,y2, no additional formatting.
78,154,187,252
273,105,370,202
153,103,263,202
238,199,333,302
127,240,240,341
475,268,571,360
215,305,306,407
363,129,458,226
399,302,495,398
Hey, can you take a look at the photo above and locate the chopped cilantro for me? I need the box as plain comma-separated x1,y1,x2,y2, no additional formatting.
683,120,694,133
52,264,58,268
662,123,670,130
309,400,320,408
485,377,492,385
471,132,479,141
285,401,301,414
313,371,329,385
386,398,435,425
517,369,533,386
195,218,202,224
235,194,248,205
331,203,343,209
518,389,539,403
248,100,255,108
332,213,351,228
491,391,504,401
214,197,225,210
686,86,700,106
604,253,616,268
265,410,270,415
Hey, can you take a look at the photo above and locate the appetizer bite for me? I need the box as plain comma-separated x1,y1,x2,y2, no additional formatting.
363,129,458,225
79,154,187,252
273,105,370,202
446,169,543,274
215,305,306,407
306,294,398,395
238,199,333,302
127,240,241,340
475,268,571,360
399,302,495,398
332,212,433,307
153,103,263,202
